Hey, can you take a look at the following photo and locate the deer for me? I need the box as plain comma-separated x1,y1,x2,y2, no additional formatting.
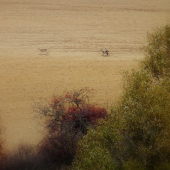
101,48,109,56
38,48,48,55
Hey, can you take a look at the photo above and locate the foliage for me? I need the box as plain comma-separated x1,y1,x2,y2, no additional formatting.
142,25,170,79
119,70,170,169
70,117,120,170
37,88,107,166
71,25,170,170
71,69,170,170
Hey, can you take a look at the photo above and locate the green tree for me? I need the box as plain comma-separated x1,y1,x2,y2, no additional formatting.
71,25,170,170
142,25,170,79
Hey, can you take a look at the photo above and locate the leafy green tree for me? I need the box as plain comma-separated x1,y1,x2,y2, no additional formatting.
71,25,170,170
142,25,170,79
72,70,170,170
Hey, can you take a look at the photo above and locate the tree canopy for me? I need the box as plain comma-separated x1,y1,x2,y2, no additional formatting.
71,25,170,170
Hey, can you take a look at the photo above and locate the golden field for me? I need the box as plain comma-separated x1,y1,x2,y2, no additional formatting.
0,0,169,151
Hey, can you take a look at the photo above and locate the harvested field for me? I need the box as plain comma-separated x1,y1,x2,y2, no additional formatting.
0,0,169,151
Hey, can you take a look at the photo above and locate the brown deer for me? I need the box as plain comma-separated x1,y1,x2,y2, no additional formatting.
101,48,109,56
38,48,48,55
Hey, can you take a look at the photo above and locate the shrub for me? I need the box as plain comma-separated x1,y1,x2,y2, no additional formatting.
36,88,107,166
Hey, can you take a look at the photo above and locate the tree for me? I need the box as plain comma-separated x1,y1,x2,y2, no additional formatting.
142,25,170,79
36,88,107,166
71,25,170,170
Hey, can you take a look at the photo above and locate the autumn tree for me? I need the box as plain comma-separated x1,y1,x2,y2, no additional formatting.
36,88,107,166
71,25,170,170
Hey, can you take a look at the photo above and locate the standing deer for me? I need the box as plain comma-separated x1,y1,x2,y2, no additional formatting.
101,48,109,56
38,48,48,55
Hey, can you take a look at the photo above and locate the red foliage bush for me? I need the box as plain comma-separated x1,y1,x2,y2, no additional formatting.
63,105,107,134
37,89,107,165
